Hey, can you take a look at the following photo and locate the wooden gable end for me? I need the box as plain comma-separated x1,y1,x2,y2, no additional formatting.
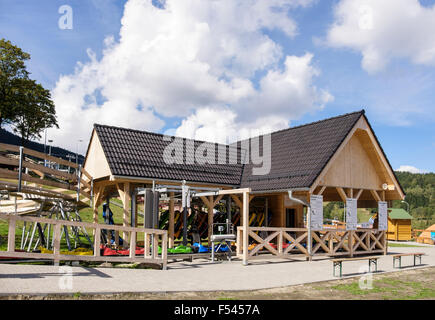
83,129,112,180
311,116,404,201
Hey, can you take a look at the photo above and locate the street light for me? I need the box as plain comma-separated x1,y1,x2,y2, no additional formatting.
76,139,83,166
401,200,410,213
48,139,53,168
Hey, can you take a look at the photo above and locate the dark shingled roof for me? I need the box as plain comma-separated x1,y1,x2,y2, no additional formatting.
94,125,244,186
93,110,366,191
240,110,364,191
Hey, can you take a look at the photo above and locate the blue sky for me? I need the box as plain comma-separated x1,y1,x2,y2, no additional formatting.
1,0,434,173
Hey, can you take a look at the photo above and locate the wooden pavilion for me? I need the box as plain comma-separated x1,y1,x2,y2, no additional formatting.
82,110,405,265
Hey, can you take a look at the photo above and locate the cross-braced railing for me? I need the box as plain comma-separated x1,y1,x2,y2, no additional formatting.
237,227,386,261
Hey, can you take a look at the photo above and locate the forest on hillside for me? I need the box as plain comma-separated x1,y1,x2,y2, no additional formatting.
392,171,435,229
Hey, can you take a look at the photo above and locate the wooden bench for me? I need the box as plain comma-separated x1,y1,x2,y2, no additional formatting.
332,256,380,277
392,253,425,269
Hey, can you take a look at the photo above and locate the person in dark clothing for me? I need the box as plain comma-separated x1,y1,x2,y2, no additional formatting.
102,203,123,245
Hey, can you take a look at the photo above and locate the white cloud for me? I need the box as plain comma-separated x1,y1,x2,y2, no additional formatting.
396,165,426,174
325,0,435,74
50,0,331,153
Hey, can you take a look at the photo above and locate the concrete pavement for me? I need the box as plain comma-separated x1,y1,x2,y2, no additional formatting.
0,243,434,296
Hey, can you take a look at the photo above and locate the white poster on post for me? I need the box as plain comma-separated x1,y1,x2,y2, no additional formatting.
346,198,358,230
378,201,388,230
310,195,323,231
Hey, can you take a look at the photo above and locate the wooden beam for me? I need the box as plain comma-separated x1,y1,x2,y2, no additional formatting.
200,196,211,208
0,155,76,181
355,188,364,200
122,183,131,243
242,191,249,266
370,189,381,202
0,143,79,169
336,187,347,202
218,188,251,195
207,195,213,247
318,186,327,195
169,192,175,248
230,195,242,209
0,168,74,191
213,195,224,207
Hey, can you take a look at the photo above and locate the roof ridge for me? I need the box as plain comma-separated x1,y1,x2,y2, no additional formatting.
269,109,365,137
95,109,365,146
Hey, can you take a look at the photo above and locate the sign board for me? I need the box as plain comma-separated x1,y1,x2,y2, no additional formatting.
310,194,323,231
378,201,388,231
345,198,358,230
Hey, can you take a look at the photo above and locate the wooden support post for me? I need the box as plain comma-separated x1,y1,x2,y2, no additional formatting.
122,182,131,241
53,223,61,265
162,232,168,270
169,192,175,249
349,230,354,258
129,231,136,258
207,195,213,248
144,233,151,258
152,233,158,259
242,191,249,266
236,227,242,255
94,227,101,257
7,216,16,253
383,231,388,255
278,230,283,255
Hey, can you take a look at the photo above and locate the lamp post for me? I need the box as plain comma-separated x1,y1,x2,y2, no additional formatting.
76,139,83,166
48,139,53,168
401,200,410,213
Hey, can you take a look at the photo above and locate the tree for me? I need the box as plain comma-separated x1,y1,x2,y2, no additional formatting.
0,38,30,127
11,79,58,146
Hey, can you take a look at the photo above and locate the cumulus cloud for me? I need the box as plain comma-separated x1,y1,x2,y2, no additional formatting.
396,165,426,174
325,0,435,74
50,0,331,153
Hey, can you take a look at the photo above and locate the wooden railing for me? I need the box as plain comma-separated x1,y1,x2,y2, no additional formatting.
0,213,168,269
0,143,92,201
237,227,309,258
237,227,386,260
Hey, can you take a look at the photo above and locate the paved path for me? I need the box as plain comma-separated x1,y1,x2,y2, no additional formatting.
0,244,434,296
